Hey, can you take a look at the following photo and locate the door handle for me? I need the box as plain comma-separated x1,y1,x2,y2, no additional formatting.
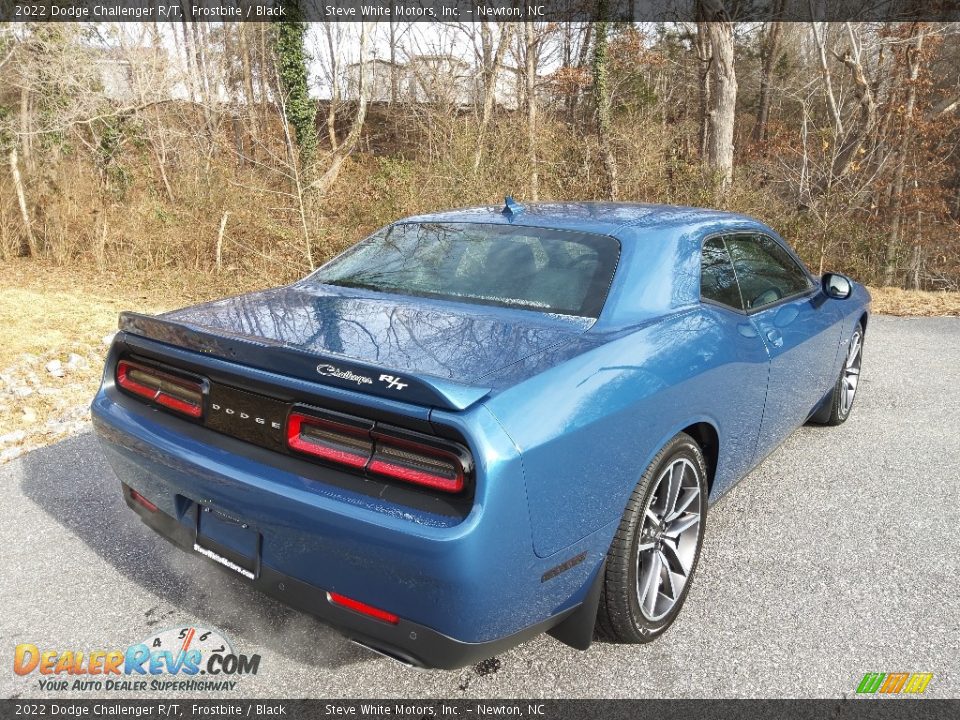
766,329,784,348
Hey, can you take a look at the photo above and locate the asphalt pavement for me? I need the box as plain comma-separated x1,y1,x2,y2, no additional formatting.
2,316,958,699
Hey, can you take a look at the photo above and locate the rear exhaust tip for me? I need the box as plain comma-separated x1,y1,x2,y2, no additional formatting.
348,639,425,670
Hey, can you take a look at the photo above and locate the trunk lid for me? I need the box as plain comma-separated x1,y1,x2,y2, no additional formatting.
119,284,592,410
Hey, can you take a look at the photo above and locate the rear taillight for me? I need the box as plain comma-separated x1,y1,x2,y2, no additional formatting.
116,359,204,419
368,434,465,493
287,412,373,468
286,409,469,494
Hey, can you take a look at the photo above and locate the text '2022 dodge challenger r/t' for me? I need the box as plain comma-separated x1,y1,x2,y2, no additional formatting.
91,200,870,669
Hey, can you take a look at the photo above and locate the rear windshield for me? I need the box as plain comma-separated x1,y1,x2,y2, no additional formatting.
311,222,620,318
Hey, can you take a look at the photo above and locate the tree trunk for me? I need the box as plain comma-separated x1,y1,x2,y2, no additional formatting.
192,21,217,144
238,25,259,146
177,15,197,103
811,22,844,136
389,21,399,105
524,21,539,201
695,21,712,159
592,12,618,199
19,87,32,176
324,22,340,150
703,17,737,192
473,22,513,174
152,114,176,204
883,29,924,286
9,146,36,257
752,19,783,143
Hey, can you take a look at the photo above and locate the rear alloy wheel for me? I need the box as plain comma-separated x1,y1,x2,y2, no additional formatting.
596,433,708,643
820,324,864,426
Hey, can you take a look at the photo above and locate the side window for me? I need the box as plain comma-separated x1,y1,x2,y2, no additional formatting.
724,234,813,310
700,237,743,310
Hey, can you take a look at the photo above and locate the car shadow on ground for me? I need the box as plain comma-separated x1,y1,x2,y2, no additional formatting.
17,431,373,671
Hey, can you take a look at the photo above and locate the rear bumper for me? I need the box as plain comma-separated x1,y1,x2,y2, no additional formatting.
118,482,571,669
91,382,602,669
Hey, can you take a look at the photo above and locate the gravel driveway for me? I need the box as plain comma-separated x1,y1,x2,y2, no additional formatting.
2,316,958,699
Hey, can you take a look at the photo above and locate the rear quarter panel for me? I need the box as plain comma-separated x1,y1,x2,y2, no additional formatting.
482,308,768,559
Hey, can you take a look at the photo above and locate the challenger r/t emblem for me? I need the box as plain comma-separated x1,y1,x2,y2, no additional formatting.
379,374,408,391
316,364,373,385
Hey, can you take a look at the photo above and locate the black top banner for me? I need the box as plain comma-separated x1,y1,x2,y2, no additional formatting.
2,700,960,720
1,0,958,22
0,698,960,720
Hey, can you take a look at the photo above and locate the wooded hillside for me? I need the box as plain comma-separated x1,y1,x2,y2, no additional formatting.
1,21,958,290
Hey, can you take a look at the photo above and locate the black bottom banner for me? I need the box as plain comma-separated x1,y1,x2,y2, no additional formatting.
1,700,958,720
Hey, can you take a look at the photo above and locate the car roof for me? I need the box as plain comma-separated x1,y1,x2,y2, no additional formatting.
400,201,765,238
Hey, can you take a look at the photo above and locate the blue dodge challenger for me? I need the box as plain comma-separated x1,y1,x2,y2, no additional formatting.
92,201,870,668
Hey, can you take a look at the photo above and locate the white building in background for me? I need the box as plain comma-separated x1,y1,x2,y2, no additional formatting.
344,58,402,103
405,55,474,106
345,55,521,109
94,43,194,104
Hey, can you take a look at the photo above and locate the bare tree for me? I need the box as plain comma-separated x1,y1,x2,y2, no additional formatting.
695,21,712,159
8,146,34,256
752,14,785,143
699,4,738,191
473,21,514,173
593,9,618,198
810,23,879,195
308,23,369,199
883,26,926,285
321,22,343,150
524,21,540,200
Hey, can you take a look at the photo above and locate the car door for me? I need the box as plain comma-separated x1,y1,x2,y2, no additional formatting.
724,233,842,460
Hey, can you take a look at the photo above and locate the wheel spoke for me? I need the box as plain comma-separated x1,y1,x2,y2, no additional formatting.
660,551,677,599
667,463,685,517
847,335,861,366
666,486,699,521
658,466,674,517
660,539,690,577
639,552,661,615
664,513,700,538
636,541,657,552
644,508,660,527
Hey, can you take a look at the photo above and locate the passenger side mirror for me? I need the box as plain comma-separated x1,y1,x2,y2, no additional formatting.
822,273,852,300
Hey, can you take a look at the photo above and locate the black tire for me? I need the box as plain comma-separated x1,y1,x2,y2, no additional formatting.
814,323,864,427
596,432,708,643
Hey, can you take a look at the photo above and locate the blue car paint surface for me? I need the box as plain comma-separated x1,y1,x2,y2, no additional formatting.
91,202,870,668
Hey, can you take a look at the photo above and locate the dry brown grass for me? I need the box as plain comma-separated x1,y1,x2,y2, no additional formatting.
867,286,960,317
0,259,269,461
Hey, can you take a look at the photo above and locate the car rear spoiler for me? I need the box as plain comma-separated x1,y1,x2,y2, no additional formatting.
117,312,492,412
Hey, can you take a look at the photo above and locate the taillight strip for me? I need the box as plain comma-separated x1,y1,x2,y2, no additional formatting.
116,359,204,419
287,412,372,468
286,407,470,494
367,459,464,493
367,438,465,493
